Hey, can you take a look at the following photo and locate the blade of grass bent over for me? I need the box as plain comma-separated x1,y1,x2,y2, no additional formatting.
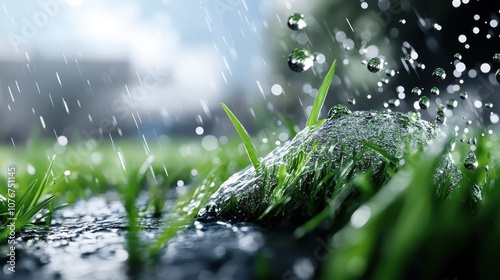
222,103,261,171
306,59,338,128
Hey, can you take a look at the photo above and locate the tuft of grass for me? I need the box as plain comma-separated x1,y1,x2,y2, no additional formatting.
222,103,262,171
306,59,337,128
0,155,57,240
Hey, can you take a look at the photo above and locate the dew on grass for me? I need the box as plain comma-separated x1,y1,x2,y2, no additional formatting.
418,96,430,109
367,57,383,73
459,92,468,100
287,13,306,30
430,87,440,95
327,104,352,119
464,150,478,171
288,48,314,72
432,68,447,81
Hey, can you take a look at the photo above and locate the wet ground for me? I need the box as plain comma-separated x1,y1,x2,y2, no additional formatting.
0,194,328,280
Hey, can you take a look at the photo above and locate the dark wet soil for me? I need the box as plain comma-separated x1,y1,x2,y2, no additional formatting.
0,194,328,280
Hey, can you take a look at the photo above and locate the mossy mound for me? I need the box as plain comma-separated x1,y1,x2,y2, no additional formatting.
199,106,461,225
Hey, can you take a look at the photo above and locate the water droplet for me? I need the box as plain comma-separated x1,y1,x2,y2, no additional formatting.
437,104,447,113
287,13,306,30
464,150,478,171
288,48,314,72
447,99,458,108
367,57,384,73
496,69,500,83
430,87,440,95
454,53,462,60
385,69,396,77
432,67,447,81
436,111,446,124
327,104,352,119
411,87,422,96
404,54,413,62
408,111,421,121
485,102,493,108
493,53,500,63
418,96,430,109
388,98,400,107
459,91,468,100
347,97,356,105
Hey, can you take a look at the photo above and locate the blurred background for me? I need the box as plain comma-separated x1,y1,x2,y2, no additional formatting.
0,0,498,148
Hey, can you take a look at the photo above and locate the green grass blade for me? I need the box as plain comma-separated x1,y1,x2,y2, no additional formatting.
360,140,400,165
306,59,337,127
222,103,261,171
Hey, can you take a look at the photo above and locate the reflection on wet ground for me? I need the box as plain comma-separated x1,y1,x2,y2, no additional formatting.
0,196,326,280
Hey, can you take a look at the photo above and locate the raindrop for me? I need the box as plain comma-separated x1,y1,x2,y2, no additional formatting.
288,48,314,72
388,98,400,107
447,99,458,109
287,13,306,30
367,57,384,73
327,104,352,119
347,97,356,105
436,111,446,124
459,91,468,100
385,69,396,77
454,53,462,60
493,53,500,63
432,68,447,81
463,150,478,171
430,87,440,95
399,19,406,24
418,96,430,109
485,102,493,108
496,69,500,83
411,87,422,96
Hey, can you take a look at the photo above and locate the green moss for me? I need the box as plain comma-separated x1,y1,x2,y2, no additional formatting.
198,108,461,227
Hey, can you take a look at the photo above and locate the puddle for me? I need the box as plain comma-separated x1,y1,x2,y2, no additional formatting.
0,195,324,280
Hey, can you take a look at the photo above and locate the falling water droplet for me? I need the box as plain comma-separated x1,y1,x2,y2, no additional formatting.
388,98,400,107
347,97,356,105
287,13,307,30
436,111,446,124
493,53,500,63
432,67,447,81
459,91,468,100
485,102,493,108
385,69,396,77
288,48,314,72
496,69,500,83
454,53,462,60
411,87,422,96
447,99,458,108
430,87,440,95
418,96,430,109
464,150,478,171
367,57,384,73
327,104,352,119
